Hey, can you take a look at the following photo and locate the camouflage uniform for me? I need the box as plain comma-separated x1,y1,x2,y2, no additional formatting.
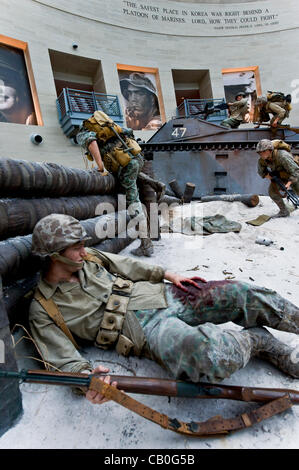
258,148,299,205
30,213,299,383
77,127,144,207
221,98,248,129
136,280,299,382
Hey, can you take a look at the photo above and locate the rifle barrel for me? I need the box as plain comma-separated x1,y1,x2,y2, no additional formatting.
2,370,297,404
105,375,299,404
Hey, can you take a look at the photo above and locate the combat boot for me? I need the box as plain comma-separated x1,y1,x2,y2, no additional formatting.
243,327,299,378
138,172,166,202
271,200,290,218
130,238,154,257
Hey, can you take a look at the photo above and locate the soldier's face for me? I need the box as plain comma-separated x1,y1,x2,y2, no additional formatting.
0,83,17,111
259,150,272,160
62,242,87,271
126,85,154,116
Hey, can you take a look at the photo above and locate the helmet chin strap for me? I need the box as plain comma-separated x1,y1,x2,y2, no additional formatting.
51,253,84,269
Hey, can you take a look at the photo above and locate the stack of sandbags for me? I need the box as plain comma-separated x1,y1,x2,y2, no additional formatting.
0,158,138,320
0,157,136,437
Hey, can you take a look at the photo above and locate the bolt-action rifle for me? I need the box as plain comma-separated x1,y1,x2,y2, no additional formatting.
254,122,299,134
268,171,299,208
1,369,298,437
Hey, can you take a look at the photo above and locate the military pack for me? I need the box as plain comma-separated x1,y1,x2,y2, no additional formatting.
267,91,291,103
83,111,142,172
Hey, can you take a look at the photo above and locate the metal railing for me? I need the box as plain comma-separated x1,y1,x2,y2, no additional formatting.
176,98,228,121
56,88,124,137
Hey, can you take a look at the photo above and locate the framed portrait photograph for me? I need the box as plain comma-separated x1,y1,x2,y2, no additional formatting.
222,66,262,121
0,35,42,125
117,64,164,131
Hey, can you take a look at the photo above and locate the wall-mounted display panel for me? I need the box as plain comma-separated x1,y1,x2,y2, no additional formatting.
0,35,42,125
117,64,165,131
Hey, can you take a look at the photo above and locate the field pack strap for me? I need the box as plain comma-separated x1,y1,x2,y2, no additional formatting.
89,377,293,437
83,253,104,265
34,290,80,350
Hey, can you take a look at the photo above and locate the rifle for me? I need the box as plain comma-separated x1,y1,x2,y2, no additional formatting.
254,122,299,134
268,171,299,208
1,369,298,437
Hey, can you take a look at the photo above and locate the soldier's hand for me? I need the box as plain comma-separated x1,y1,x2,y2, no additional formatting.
164,272,207,292
85,365,117,405
97,168,109,176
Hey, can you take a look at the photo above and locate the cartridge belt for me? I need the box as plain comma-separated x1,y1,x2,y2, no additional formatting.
95,277,134,356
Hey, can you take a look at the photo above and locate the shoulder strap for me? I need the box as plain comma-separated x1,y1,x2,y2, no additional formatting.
89,378,293,437
83,252,104,265
34,290,80,350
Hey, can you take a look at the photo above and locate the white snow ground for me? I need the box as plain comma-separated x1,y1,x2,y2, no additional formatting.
0,196,298,450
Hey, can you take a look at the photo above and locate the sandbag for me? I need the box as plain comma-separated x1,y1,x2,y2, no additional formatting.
0,158,116,198
0,195,117,240
0,211,131,284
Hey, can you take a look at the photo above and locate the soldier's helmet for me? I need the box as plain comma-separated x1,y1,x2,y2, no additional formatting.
120,72,159,109
32,214,91,256
235,91,246,99
120,72,157,98
256,95,267,105
256,139,274,153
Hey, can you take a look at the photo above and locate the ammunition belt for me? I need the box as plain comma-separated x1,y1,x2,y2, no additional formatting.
95,277,134,356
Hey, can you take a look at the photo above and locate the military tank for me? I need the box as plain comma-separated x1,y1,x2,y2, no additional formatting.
140,118,299,197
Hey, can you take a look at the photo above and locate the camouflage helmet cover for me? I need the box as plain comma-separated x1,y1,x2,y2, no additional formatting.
32,214,91,256
256,139,274,153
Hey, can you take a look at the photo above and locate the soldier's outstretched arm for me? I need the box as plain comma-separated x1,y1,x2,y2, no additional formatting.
88,140,105,172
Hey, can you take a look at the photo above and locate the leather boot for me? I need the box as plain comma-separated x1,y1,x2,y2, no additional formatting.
242,327,299,378
138,172,166,202
130,238,154,257
271,199,290,218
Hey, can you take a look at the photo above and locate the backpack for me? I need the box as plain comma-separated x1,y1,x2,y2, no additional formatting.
83,111,142,172
83,111,124,144
272,140,299,167
267,91,292,104
272,140,292,152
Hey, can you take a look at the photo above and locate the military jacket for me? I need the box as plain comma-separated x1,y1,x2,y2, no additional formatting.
29,248,166,373
229,98,248,121
266,102,288,119
258,149,299,183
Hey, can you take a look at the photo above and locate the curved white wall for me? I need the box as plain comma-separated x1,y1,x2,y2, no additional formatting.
0,0,299,167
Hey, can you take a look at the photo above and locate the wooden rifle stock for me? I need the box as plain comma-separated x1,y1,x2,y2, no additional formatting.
254,122,299,134
25,370,299,404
